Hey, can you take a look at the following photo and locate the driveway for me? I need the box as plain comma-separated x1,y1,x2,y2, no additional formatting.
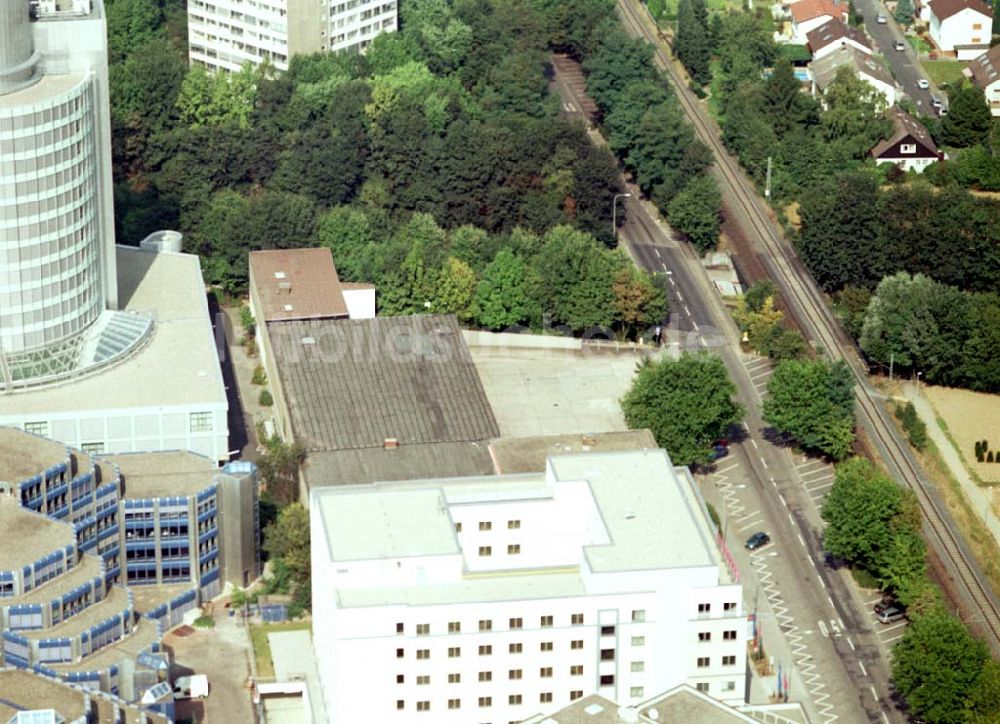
164,613,255,723
853,0,944,113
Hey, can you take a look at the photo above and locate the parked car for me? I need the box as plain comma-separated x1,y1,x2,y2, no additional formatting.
937,106,948,116
917,78,930,89
708,444,729,462
879,606,906,624
931,96,943,107
745,531,770,551
894,40,906,51
877,13,887,22
173,674,209,701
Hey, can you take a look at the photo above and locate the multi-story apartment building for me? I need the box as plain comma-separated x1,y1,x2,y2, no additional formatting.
311,449,746,723
188,0,398,73
0,427,261,705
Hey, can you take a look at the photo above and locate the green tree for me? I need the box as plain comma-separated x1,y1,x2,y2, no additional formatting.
822,458,904,572
473,249,533,329
531,226,618,331
258,438,308,507
433,257,478,319
676,0,712,85
611,264,668,339
105,0,164,62
942,86,992,148
895,0,914,23
621,353,744,466
667,175,722,252
263,503,311,590
969,660,1000,724
763,358,856,459
821,67,892,162
316,206,380,283
893,606,990,724
176,64,261,129
761,59,819,138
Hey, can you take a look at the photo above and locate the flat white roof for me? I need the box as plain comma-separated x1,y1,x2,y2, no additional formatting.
315,449,723,607
0,246,227,415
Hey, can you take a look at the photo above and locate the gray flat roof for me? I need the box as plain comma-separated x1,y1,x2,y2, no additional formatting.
0,246,227,415
0,427,69,483
23,586,130,641
50,617,159,673
0,495,74,571
549,450,717,572
101,450,215,499
0,670,87,721
0,72,84,109
316,450,724,607
130,582,198,615
269,314,499,452
490,430,658,474
8,554,102,606
302,441,495,489
523,687,771,723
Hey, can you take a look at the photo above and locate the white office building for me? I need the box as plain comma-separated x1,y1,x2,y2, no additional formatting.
311,449,747,723
187,0,398,73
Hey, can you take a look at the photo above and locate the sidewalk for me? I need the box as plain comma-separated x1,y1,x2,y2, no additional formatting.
901,383,1000,545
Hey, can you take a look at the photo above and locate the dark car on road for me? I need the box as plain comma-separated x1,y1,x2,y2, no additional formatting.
745,531,770,550
874,595,897,615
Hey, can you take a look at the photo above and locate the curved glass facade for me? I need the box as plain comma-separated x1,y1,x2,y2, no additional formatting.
0,74,104,355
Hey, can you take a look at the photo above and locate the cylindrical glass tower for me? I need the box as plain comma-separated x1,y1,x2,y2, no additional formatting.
0,1,106,357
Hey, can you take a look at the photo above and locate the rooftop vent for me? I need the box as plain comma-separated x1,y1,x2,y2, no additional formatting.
301,336,316,345
384,438,399,449
277,282,291,293
274,271,286,279
582,434,597,447
618,707,640,723
284,304,294,312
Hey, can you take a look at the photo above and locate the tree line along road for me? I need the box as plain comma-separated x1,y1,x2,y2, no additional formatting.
613,0,1000,654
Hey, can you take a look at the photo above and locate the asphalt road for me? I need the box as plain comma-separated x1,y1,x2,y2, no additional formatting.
854,0,944,113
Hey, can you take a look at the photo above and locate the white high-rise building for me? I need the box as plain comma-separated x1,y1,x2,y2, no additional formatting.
0,0,124,382
187,0,398,73
311,449,747,723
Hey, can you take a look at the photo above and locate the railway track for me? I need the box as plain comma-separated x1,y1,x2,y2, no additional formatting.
614,0,1000,650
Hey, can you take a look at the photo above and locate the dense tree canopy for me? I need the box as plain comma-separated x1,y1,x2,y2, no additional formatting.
763,358,855,459
621,353,744,466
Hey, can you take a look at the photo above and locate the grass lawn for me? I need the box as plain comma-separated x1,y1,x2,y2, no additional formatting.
922,59,966,87
907,35,931,54
249,620,311,679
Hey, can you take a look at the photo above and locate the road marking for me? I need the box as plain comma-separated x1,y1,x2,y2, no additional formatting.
818,620,828,637
677,291,684,302
668,276,676,286
734,509,760,522
778,493,787,506
797,533,805,547
847,636,856,651
817,576,826,589
750,439,759,450
787,512,794,524
882,712,890,724
869,685,878,700
827,594,835,608
760,457,769,469
770,476,776,483
699,337,707,346
771,479,777,488
684,305,692,316
859,661,868,677
660,262,668,271
654,248,661,259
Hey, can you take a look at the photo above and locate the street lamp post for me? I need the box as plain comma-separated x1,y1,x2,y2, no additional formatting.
612,193,632,243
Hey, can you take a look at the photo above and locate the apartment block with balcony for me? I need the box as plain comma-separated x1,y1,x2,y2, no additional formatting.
188,0,398,73
311,449,747,723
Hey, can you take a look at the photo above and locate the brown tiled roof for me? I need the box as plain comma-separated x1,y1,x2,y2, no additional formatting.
930,0,992,21
270,314,500,453
967,44,1000,89
249,248,348,322
791,0,848,23
806,18,873,53
870,106,939,157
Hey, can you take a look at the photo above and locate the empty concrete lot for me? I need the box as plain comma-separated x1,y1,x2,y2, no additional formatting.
469,345,650,437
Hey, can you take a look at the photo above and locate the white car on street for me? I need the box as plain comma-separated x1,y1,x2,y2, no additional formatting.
917,79,930,89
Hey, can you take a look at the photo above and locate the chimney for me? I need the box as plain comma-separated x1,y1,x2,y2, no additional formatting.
581,434,597,447
383,438,398,449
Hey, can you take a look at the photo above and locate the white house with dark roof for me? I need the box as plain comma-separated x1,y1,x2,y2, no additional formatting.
965,45,1000,115
870,107,941,172
806,18,873,60
310,449,747,723
788,0,850,43
928,0,992,59
811,46,897,105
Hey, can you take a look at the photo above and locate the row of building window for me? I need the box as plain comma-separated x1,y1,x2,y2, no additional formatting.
399,691,582,711
478,544,520,556
697,601,738,614
696,656,738,667
401,612,644,635
396,662,633,685
397,638,645,658
460,519,521,532
698,630,738,642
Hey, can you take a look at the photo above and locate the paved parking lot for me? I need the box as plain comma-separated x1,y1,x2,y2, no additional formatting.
864,592,909,650
743,355,773,399
163,613,255,723
469,345,649,437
